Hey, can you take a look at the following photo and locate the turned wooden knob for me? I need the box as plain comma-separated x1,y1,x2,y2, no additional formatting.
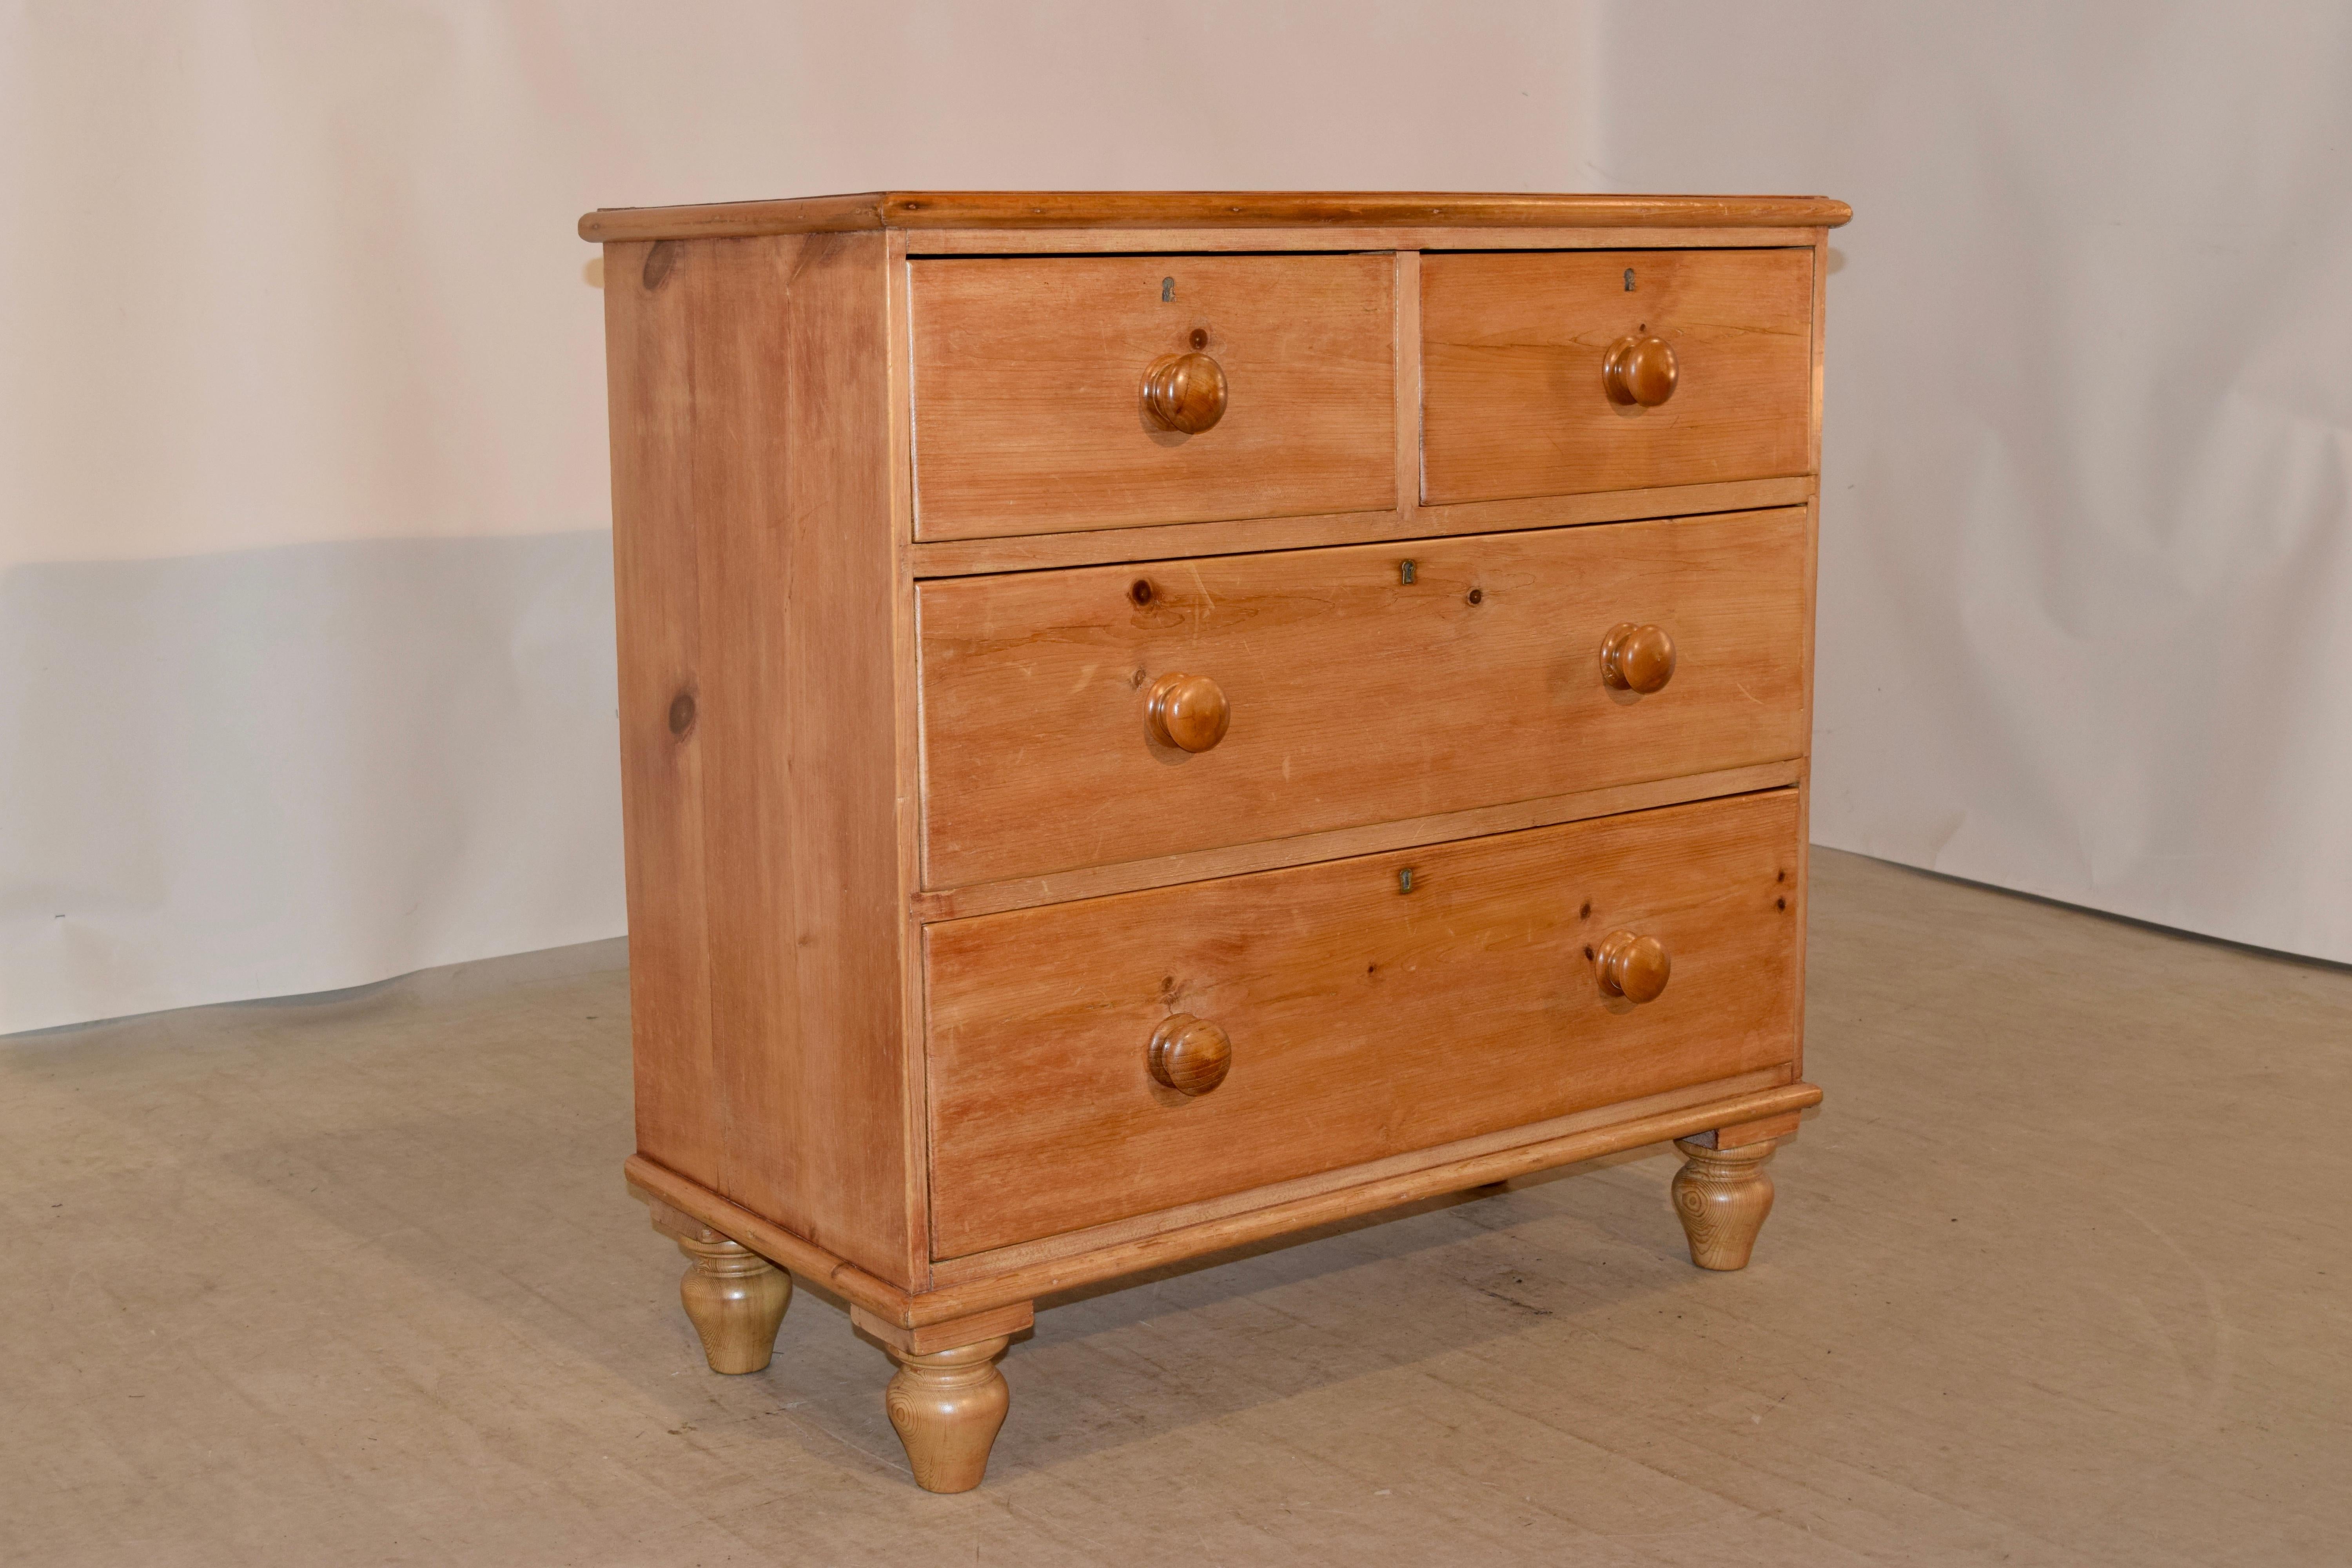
1594,930,1671,1003
1146,672,1231,752
1142,351,1228,433
1602,335,1679,407
1599,622,1677,693
1149,1013,1232,1095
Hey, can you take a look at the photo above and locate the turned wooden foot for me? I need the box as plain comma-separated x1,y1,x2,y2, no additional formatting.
1671,1135,1780,1270
674,1233,792,1373
884,1336,1011,1493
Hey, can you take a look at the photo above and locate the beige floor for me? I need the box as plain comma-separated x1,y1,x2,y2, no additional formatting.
4,849,2347,1566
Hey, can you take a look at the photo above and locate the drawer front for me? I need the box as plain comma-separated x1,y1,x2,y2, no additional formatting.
926,789,1802,1256
910,254,1396,540
919,508,1809,889
1421,249,1814,505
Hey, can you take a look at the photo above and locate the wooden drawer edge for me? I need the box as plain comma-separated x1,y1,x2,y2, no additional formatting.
923,1076,1819,1315
628,1155,917,1315
905,477,1815,578
929,1067,1798,1282
580,191,1851,244
914,761,1807,920
902,226,1830,255
628,1077,1820,1328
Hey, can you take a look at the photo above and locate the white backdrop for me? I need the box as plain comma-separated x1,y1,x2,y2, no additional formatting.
4,2,2347,1033
1592,4,2352,962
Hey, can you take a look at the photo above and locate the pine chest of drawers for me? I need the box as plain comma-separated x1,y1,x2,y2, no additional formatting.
582,190,1850,1491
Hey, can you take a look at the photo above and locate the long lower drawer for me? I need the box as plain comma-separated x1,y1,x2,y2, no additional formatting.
924,788,1803,1258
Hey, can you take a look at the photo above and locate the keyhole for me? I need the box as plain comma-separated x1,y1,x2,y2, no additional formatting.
1190,328,1207,349
1624,267,1636,292
1161,277,1175,302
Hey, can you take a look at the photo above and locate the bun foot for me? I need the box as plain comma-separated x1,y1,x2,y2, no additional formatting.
1671,1136,1780,1270
885,1336,1011,1492
675,1233,792,1373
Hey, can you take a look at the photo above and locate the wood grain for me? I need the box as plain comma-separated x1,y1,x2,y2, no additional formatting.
884,230,935,1279
918,508,1811,889
911,254,1394,539
1422,249,1815,504
628,1167,911,1319
673,1232,793,1374
604,240,718,1194
1148,1014,1234,1096
883,1337,1012,1492
849,1301,1036,1359
630,1075,1821,1325
582,192,1853,241
1671,1136,1781,1269
1394,249,1423,524
1695,1109,1803,1150
602,230,920,1287
948,1082,1821,1313
905,476,1815,578
927,1067,1787,1285
593,192,1846,1409
924,789,1806,1256
1140,350,1229,433
910,761,1802,921
900,225,1831,256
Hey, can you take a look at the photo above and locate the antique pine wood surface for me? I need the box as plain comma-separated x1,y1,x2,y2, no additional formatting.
905,474,1815,578
849,1300,1038,1359
924,789,1805,1258
580,189,1854,242
667,1230,794,1374
603,230,925,1289
878,1337,1014,1493
1789,232,1832,1081
1392,249,1422,546
1671,1136,1785,1270
634,1060,1804,1289
1792,498,1822,1083
951,1074,1810,1311
910,253,1395,538
927,1063,1789,1286
912,758,1804,922
1421,247,1815,504
623,1074,1819,1327
604,240,714,1199
918,507,1811,890
895,225,1829,255
880,230,935,1275
595,195,1842,1489
1704,1108,1806,1149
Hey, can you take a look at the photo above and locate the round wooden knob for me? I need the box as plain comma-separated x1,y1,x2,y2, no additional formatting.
1146,672,1230,752
1142,352,1228,433
1602,335,1678,407
1594,930,1671,1003
1599,622,1677,694
1149,1014,1232,1096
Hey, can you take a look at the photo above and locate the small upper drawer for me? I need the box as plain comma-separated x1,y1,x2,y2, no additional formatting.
924,788,1804,1256
910,254,1396,541
917,507,1811,890
1420,249,1814,505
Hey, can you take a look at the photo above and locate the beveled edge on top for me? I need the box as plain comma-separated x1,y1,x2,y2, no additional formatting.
577,190,1853,243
